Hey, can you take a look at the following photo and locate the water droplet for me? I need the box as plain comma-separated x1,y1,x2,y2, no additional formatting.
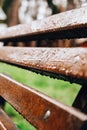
73,56,80,64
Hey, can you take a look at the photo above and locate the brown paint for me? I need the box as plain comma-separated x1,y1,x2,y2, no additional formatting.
0,7,87,42
0,74,87,130
0,47,87,83
0,6,87,130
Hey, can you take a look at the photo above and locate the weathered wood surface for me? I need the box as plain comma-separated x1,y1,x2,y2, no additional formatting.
0,47,87,84
0,7,87,42
0,107,19,130
0,73,87,130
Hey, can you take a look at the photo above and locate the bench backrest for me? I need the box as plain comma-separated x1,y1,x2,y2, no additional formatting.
0,7,87,130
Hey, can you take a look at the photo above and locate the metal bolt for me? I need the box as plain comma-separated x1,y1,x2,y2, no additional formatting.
43,110,51,120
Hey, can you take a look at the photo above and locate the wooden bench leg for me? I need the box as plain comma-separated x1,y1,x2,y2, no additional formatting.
0,107,19,130
73,82,87,114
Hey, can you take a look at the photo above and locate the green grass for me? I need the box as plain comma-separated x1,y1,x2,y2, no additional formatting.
0,62,81,130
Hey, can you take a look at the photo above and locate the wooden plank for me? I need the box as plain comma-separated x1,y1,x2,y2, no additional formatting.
0,7,87,42
0,107,19,130
0,73,87,130
73,82,87,114
0,47,87,84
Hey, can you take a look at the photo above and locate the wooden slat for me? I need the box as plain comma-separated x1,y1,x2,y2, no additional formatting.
0,107,19,130
0,47,87,84
0,7,87,42
0,73,87,130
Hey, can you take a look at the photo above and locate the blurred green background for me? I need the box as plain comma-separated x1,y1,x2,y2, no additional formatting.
0,62,81,130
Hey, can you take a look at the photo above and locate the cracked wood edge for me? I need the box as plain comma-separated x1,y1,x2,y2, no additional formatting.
0,7,87,41
0,73,87,130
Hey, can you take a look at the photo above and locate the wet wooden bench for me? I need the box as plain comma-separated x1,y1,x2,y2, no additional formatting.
0,7,87,130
